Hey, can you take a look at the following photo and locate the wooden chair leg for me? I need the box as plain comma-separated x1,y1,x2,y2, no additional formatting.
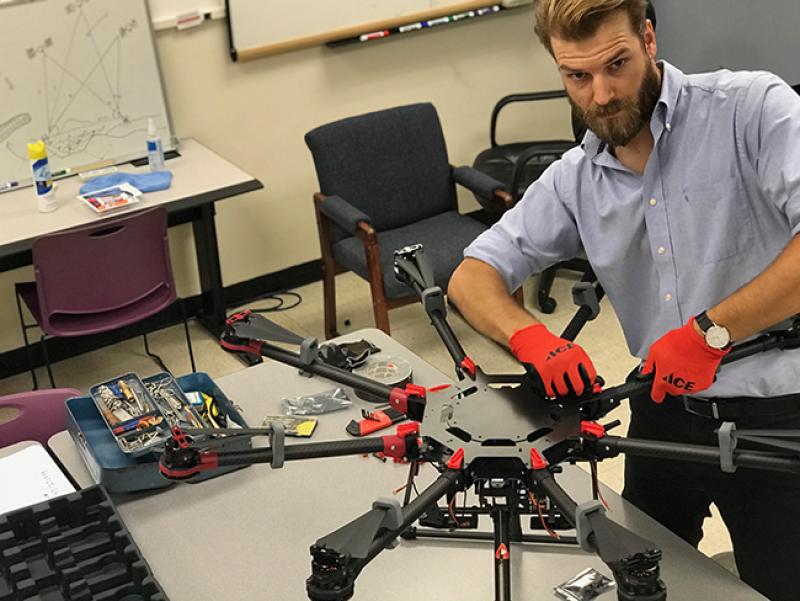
322,263,339,340
372,302,391,335
368,278,391,335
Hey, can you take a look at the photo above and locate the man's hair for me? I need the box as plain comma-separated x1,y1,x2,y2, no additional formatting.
534,0,649,55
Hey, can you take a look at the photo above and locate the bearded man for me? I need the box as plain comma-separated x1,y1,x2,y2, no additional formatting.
448,2,800,599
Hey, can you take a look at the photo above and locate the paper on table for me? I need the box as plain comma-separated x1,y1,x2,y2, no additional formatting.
0,443,76,515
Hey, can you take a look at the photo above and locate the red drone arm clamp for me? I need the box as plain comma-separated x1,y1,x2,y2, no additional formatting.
530,449,548,470
160,451,219,479
460,356,477,378
226,310,252,325
159,427,220,480
388,383,427,419
380,422,421,460
581,421,607,439
447,447,465,470
220,310,264,355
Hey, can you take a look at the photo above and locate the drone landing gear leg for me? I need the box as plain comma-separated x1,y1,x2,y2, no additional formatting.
492,505,513,601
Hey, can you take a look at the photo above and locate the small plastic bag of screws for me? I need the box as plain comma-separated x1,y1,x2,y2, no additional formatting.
554,568,615,601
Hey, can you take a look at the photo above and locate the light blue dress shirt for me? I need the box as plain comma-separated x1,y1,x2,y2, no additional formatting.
465,61,800,398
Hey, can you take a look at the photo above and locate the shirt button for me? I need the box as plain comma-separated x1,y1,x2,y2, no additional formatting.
666,123,672,131
664,293,673,302
649,198,657,206
657,246,666,255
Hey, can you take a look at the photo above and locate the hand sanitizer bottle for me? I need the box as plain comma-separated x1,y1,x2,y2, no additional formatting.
147,119,165,172
27,140,57,212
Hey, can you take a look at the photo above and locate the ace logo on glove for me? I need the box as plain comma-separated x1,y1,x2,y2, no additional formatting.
660,373,695,392
509,324,598,398
547,343,575,360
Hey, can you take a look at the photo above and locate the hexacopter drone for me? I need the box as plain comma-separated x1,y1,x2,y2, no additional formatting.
159,245,800,601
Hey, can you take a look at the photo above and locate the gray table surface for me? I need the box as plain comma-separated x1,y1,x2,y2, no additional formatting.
48,329,765,600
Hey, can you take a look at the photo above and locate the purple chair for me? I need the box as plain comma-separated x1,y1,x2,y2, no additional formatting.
0,388,81,448
14,208,196,389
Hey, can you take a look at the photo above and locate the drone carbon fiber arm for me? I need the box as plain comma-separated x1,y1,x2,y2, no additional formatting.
159,423,423,480
306,470,462,601
394,245,476,378
530,464,666,601
220,310,428,420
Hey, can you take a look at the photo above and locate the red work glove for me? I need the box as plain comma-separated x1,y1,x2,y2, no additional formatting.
642,319,730,403
509,323,598,397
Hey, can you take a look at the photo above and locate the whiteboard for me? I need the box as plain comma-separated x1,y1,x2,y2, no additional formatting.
0,0,174,188
656,0,800,85
228,0,511,61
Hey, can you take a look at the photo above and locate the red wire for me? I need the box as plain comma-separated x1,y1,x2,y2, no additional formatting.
590,462,610,510
529,491,560,540
448,496,470,528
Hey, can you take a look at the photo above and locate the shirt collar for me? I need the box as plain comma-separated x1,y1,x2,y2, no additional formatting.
579,60,687,159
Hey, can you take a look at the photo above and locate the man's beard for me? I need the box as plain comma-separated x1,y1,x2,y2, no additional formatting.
570,61,661,148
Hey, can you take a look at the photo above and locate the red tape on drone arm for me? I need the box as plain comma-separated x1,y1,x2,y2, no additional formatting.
220,337,264,355
159,451,219,479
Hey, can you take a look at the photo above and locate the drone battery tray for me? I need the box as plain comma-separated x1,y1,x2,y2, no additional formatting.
0,485,168,601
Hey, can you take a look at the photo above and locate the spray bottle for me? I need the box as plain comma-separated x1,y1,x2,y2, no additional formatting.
146,119,165,172
27,140,57,212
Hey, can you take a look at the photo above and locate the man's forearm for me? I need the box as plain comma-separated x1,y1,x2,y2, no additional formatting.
448,258,539,345
708,234,800,341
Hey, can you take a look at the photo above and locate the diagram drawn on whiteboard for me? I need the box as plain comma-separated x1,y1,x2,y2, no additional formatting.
0,0,172,185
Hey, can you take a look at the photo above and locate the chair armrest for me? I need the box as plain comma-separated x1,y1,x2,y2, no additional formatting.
490,90,568,147
317,194,372,235
452,166,512,213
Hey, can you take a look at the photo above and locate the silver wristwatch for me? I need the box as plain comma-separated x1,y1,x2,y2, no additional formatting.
695,311,731,350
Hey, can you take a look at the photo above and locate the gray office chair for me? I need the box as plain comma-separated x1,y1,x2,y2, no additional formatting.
305,103,517,338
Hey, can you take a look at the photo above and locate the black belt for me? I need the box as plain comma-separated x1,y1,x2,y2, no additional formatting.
682,394,800,420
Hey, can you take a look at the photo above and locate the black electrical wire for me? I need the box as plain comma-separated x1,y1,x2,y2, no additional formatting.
248,291,303,313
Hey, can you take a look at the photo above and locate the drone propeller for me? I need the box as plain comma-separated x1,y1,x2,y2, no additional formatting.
227,311,305,346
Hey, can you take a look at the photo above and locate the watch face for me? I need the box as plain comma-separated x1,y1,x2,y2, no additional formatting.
706,325,731,349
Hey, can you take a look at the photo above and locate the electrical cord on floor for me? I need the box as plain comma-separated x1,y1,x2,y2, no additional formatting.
248,291,303,313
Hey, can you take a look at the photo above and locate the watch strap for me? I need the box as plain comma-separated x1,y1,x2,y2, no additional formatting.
695,311,714,332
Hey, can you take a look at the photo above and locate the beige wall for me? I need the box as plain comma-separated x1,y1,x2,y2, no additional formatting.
0,7,571,355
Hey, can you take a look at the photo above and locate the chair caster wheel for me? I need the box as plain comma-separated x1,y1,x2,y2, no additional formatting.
538,297,557,314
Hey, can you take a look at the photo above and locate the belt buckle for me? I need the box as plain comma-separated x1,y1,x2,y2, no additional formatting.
683,396,720,419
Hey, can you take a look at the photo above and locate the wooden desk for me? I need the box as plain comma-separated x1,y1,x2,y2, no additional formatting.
0,138,263,336
48,330,766,601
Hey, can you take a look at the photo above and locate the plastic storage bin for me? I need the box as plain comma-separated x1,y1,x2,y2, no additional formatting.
66,372,250,493
0,485,169,600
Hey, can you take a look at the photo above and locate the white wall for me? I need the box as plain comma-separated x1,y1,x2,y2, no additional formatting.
0,7,571,355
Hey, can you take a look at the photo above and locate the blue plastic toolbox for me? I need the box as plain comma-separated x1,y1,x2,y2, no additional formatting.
66,372,250,493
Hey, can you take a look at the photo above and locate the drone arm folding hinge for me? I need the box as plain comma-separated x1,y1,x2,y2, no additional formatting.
388,384,427,421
